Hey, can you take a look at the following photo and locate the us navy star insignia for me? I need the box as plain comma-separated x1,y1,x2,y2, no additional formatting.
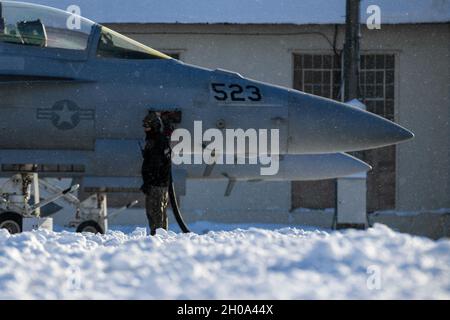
37,100,94,131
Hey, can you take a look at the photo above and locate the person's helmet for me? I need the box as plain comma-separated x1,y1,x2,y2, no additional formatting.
143,112,162,131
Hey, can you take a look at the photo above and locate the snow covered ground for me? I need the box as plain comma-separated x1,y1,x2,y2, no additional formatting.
0,223,449,299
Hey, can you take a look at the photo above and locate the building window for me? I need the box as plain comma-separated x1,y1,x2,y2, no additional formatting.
293,54,342,100
161,51,181,60
293,53,395,120
359,55,395,121
166,52,180,60
292,53,396,211
96,27,169,60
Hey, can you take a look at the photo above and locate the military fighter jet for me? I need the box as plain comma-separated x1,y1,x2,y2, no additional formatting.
0,1,413,232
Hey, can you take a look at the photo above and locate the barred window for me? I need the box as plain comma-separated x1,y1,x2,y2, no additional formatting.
292,53,397,211
360,55,395,121
293,54,342,100
293,53,395,121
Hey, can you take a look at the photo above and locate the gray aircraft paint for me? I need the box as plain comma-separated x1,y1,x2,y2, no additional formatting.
0,145,370,181
0,2,413,190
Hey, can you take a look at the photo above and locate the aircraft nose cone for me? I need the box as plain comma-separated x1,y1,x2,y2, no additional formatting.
385,122,415,142
288,92,415,154
356,111,415,147
336,153,373,174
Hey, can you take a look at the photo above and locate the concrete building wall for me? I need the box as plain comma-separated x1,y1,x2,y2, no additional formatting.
107,23,450,213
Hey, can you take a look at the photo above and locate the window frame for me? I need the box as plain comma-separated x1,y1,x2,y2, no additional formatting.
291,50,399,122
0,22,97,61
93,26,171,61
292,51,343,101
291,50,401,211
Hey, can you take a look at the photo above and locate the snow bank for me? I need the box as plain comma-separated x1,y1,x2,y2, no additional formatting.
0,223,449,299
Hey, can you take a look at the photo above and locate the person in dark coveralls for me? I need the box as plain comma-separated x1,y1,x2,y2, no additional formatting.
141,111,172,235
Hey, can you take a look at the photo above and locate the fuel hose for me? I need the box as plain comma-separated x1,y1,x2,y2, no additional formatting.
168,173,191,233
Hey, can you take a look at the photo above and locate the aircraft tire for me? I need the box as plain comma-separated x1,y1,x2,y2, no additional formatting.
76,220,104,234
0,212,23,234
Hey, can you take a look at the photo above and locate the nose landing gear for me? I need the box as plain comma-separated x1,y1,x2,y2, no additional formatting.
0,172,79,234
76,220,104,234
0,212,22,234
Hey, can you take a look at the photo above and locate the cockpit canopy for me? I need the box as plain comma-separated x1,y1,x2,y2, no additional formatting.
96,26,170,60
0,1,93,49
0,1,169,59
